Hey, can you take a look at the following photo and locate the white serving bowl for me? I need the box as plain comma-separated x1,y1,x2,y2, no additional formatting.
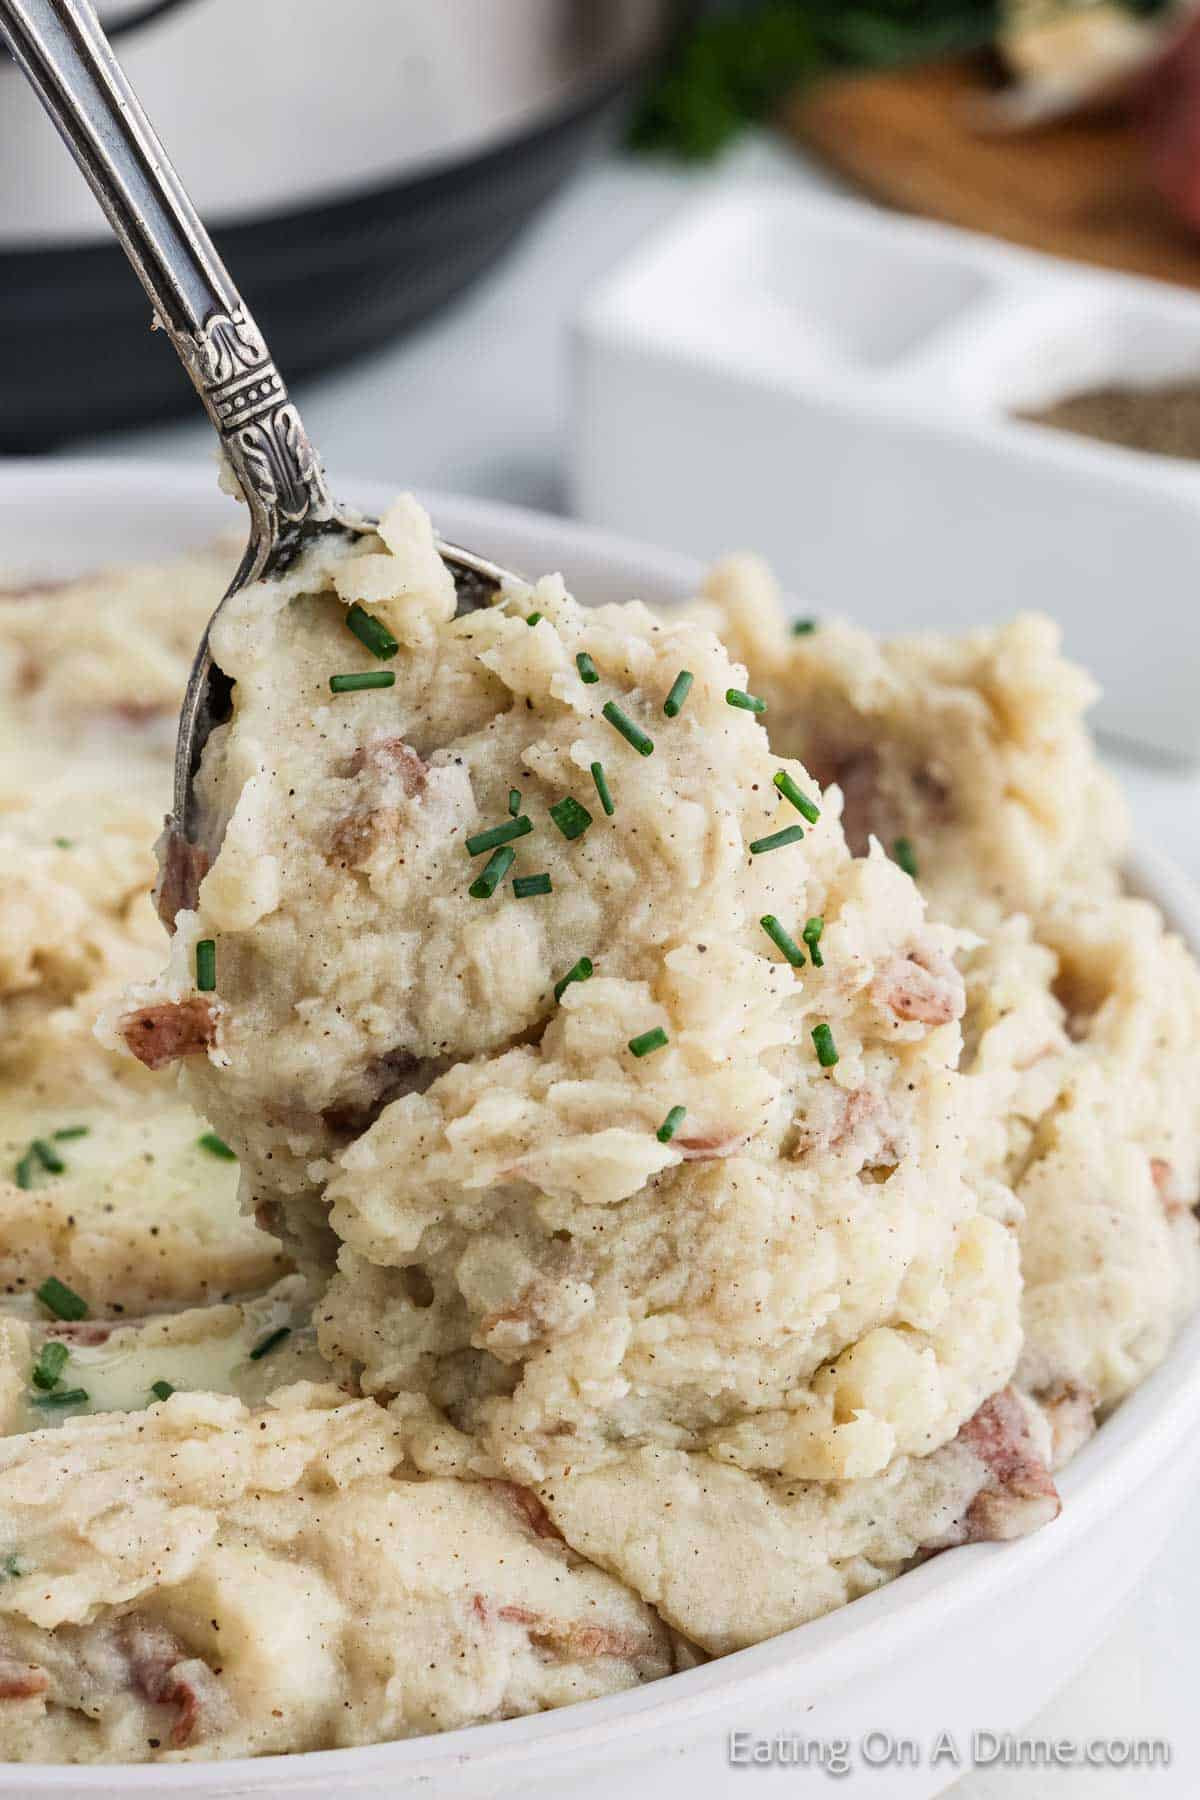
2,458,1198,1800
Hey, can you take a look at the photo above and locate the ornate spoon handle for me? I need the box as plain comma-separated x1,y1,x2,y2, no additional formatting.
0,0,332,556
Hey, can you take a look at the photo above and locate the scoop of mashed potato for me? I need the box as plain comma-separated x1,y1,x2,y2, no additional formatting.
114,499,1035,1657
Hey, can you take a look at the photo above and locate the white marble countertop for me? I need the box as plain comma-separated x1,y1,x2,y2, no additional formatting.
70,137,1200,1797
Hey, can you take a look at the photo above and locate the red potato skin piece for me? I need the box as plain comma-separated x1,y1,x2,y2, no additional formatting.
0,1660,48,1700
483,1480,565,1544
123,1619,220,1749
874,945,964,1028
349,738,428,795
119,998,218,1071
154,826,210,935
958,1388,1061,1544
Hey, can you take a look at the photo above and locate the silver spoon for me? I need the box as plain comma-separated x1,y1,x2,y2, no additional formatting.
0,0,514,868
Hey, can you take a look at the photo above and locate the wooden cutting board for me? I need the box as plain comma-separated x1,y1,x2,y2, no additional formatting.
783,54,1200,289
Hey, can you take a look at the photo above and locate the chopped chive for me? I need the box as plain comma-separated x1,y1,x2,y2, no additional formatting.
466,816,532,857
31,1342,69,1392
792,618,817,636
13,1149,37,1191
726,689,766,714
602,701,654,757
0,1554,29,1581
629,1026,669,1059
197,1131,236,1161
526,612,543,627
760,915,805,968
749,825,805,856
469,846,515,899
590,761,615,816
30,1387,88,1410
32,1139,65,1175
576,652,600,685
802,917,825,968
52,1126,88,1141
344,603,399,660
329,670,396,694
35,1277,88,1323
508,788,522,817
249,1325,291,1362
773,770,820,824
892,837,919,879
52,836,74,849
549,795,593,841
812,1022,839,1068
513,873,552,899
554,956,593,1003
656,1104,687,1144
663,670,694,718
195,938,216,992
150,1380,175,1402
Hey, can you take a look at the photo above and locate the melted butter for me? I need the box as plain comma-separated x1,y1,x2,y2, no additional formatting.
14,1284,322,1433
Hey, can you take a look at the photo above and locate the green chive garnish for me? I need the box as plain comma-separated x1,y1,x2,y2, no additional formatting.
590,762,615,816
31,1342,68,1392
526,612,543,627
197,1131,236,1161
508,788,522,818
35,1277,87,1323
344,603,399,660
52,836,74,849
195,938,216,992
329,670,396,694
549,796,593,841
792,618,817,636
469,846,515,899
602,701,654,757
513,873,552,899
803,917,825,968
466,816,532,857
554,957,593,1002
150,1380,174,1402
663,671,694,718
812,1023,839,1068
749,826,805,856
52,1126,88,1141
15,1138,66,1188
629,1027,669,1059
726,689,766,714
249,1326,291,1362
0,1554,29,1581
576,652,599,685
656,1104,687,1144
760,915,805,968
31,1387,88,1410
773,770,820,824
893,837,919,878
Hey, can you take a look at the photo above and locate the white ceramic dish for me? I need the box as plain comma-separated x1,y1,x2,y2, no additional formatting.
3,458,1199,1799
571,185,1200,761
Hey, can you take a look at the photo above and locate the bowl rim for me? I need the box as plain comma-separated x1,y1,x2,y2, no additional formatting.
2,456,1199,1789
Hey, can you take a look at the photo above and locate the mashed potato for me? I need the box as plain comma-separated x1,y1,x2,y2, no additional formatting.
0,505,1195,1763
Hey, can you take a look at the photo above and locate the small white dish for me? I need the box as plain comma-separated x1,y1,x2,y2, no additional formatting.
571,185,1200,761
2,458,1198,1798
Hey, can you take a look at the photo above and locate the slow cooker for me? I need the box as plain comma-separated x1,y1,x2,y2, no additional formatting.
0,0,679,449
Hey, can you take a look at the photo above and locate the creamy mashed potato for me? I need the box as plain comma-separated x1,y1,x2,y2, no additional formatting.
0,506,1195,1763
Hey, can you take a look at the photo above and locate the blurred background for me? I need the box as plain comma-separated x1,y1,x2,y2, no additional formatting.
4,3,1200,1792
